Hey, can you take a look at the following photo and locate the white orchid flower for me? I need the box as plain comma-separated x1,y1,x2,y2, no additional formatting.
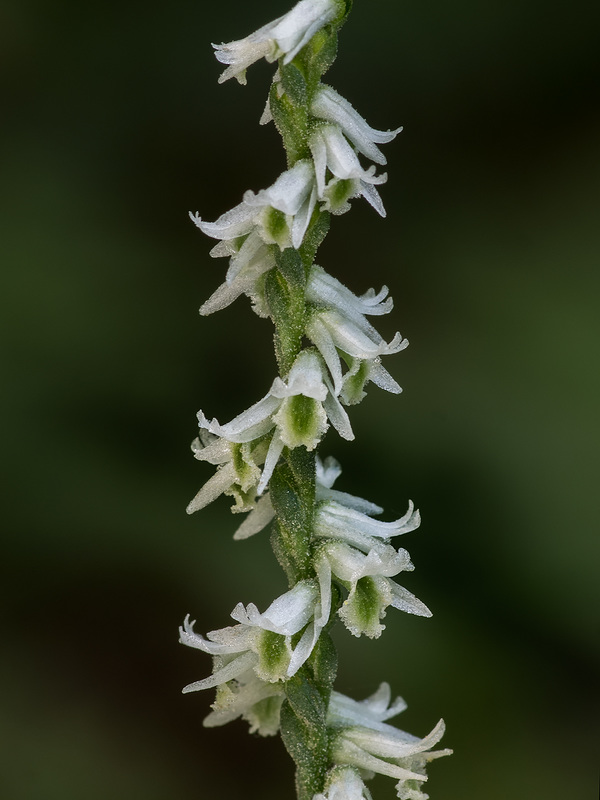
328,686,451,799
315,538,430,639
309,123,388,216
203,664,284,736
305,265,407,395
199,231,276,317
180,578,330,687
186,432,270,515
311,85,403,166
190,159,317,255
213,0,341,85
197,350,353,497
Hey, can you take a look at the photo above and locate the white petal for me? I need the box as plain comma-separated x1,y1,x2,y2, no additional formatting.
389,582,432,617
306,316,343,395
257,432,285,494
244,160,314,216
233,494,275,540
190,203,257,240
323,389,355,441
182,651,258,693
358,180,387,217
311,85,403,165
368,360,402,394
316,454,342,489
332,737,426,783
202,394,280,443
186,462,236,514
292,180,318,249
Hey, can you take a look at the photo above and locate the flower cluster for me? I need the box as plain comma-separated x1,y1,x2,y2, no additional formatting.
180,2,450,799
324,684,452,800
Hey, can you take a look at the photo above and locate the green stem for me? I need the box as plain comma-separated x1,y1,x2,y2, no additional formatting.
266,6,354,796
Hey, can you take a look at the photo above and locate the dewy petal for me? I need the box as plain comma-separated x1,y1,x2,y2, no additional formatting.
357,180,386,217
292,180,318,249
189,203,258,240
233,493,275,540
186,462,237,514
307,265,393,320
318,309,408,360
319,499,421,541
322,371,355,441
332,737,426,783
311,124,389,186
230,581,318,636
316,454,343,489
257,432,285,494
244,160,314,216
305,316,343,394
199,394,280,443
346,719,447,759
311,85,403,166
182,651,258,693
328,686,408,730
273,0,339,64
389,582,432,618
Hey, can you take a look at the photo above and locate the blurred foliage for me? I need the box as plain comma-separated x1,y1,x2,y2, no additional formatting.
1,0,599,798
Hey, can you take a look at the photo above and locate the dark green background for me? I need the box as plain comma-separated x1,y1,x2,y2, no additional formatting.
2,0,599,798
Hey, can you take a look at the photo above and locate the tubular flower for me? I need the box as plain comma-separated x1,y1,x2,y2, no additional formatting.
213,0,342,84
328,685,452,800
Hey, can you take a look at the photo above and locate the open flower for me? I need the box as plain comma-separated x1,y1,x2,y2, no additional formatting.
305,264,407,396
197,350,353,496
315,540,424,638
313,469,430,636
309,124,388,216
186,432,270,515
328,685,452,799
198,232,276,317
203,665,284,736
180,579,330,689
214,0,341,84
191,159,317,254
311,85,403,166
